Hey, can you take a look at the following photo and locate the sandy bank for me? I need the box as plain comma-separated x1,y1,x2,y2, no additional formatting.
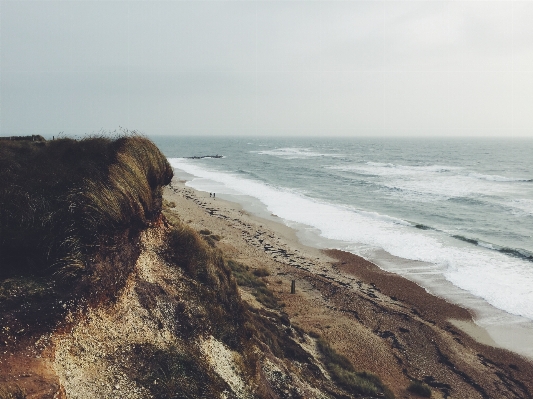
163,178,533,398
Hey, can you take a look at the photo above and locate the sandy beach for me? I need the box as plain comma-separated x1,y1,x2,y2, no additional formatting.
164,177,533,398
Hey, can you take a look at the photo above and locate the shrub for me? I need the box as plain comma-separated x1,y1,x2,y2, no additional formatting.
252,268,270,277
316,337,395,399
408,380,432,397
163,220,248,349
121,343,229,399
316,337,354,371
227,260,279,309
308,330,321,339
253,286,279,309
166,225,221,287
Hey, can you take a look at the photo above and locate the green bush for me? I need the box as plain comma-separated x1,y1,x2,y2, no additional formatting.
408,380,432,397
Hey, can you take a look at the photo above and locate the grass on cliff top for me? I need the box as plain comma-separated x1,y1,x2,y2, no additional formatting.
0,133,172,282
0,133,173,338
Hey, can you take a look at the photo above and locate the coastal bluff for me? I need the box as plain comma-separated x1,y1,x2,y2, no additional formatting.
1,136,532,398
0,136,393,398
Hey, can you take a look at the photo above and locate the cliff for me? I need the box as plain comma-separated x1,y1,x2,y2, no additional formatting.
0,136,394,398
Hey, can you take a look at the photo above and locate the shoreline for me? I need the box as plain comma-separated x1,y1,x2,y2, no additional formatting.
172,167,533,360
163,176,533,397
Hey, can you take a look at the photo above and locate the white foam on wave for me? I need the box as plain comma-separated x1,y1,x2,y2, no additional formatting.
332,162,461,176
383,175,507,199
253,147,341,159
370,162,460,173
469,173,531,182
169,158,533,320
331,162,522,200
478,241,496,250
507,199,533,216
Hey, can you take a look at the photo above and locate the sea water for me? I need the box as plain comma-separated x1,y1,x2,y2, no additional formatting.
153,136,533,354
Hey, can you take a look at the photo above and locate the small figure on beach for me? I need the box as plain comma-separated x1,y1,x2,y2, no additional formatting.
213,193,216,198
210,193,212,197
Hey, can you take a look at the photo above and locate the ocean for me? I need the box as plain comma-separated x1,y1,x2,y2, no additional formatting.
153,136,533,352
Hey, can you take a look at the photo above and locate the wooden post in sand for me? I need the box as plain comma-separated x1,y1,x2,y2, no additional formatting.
291,280,296,294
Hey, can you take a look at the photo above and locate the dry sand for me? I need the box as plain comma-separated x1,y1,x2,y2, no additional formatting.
164,178,533,398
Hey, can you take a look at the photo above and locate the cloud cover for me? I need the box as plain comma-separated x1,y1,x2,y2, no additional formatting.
1,0,532,137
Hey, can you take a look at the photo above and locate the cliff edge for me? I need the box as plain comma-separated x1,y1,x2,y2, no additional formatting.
0,136,393,398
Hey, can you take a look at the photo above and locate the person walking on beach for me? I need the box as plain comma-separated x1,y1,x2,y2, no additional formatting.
210,193,212,197
213,193,215,198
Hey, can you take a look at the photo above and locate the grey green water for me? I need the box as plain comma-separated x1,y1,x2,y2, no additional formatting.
153,136,533,355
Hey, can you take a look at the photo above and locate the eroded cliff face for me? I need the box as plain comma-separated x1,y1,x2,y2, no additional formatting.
2,137,374,398
60,214,385,399
1,215,375,399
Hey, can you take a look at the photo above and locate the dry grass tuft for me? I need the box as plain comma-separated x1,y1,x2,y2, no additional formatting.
408,380,432,397
316,336,395,399
0,385,26,399
227,260,279,309
118,343,230,399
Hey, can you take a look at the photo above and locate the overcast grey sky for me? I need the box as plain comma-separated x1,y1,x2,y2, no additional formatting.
1,0,532,137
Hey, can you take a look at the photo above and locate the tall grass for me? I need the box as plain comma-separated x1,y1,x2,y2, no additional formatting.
163,212,248,349
0,134,172,281
78,136,173,234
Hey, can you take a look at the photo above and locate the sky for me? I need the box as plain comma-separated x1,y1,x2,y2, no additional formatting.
1,0,532,138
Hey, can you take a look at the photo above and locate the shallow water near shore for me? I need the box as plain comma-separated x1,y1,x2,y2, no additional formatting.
156,136,533,358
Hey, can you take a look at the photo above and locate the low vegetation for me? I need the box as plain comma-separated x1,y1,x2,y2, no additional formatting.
162,211,247,350
408,380,432,397
198,229,221,247
119,343,230,399
227,260,279,309
316,336,395,399
0,385,26,399
252,267,270,277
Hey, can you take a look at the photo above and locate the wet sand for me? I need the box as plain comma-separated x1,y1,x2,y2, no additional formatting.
164,179,533,398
